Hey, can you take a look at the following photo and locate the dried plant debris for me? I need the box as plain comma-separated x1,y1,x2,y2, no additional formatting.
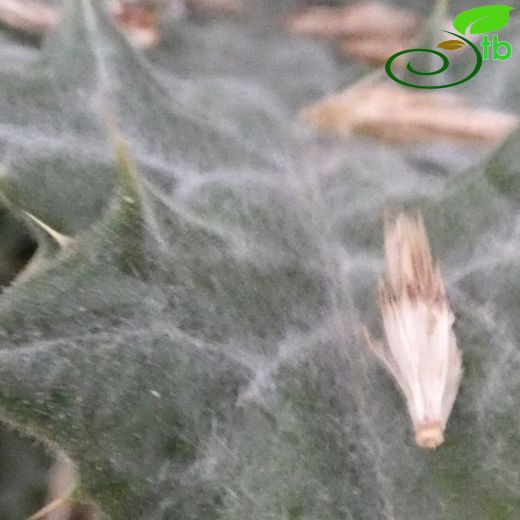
286,2,418,39
29,457,100,520
338,36,416,66
0,0,168,48
285,1,420,64
0,0,60,38
366,213,463,450
108,0,164,49
110,0,243,48
0,0,242,47
28,457,75,520
300,84,519,144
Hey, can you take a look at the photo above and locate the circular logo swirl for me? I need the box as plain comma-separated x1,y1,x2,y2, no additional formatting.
385,31,483,89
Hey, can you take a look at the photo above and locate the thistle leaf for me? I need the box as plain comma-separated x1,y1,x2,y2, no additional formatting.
0,1,520,519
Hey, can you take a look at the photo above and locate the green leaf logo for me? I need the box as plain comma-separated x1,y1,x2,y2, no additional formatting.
453,5,514,35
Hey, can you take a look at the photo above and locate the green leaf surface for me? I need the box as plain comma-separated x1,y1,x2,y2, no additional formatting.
453,5,514,35
0,0,519,519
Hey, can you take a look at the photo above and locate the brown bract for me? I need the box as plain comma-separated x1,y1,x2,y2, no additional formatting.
380,213,442,304
300,84,519,144
285,2,420,65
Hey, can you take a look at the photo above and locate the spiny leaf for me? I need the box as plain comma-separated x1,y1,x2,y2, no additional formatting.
2,0,520,519
453,5,514,35
23,212,77,251
437,39,466,50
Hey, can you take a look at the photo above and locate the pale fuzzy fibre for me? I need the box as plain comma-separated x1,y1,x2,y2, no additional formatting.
371,213,463,449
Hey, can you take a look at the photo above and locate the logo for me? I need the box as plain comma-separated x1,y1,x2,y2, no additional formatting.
385,5,514,89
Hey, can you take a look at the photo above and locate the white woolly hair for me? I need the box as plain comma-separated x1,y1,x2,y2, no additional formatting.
368,213,463,450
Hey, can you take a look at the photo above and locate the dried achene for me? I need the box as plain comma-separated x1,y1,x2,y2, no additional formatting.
366,213,463,449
